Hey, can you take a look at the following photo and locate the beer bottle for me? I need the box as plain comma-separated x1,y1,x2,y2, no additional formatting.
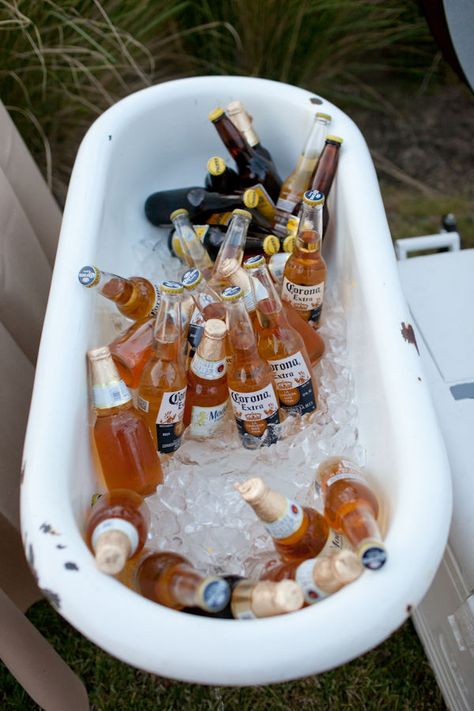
86,489,150,575
243,185,276,223
137,281,187,454
235,477,329,562
316,457,387,570
137,552,231,613
204,155,242,194
272,112,331,237
170,209,213,279
182,267,226,322
202,225,279,262
183,319,228,438
78,266,160,321
144,186,243,226
281,190,327,328
208,108,281,201
109,318,154,390
262,549,363,605
243,255,318,417
222,286,280,447
310,135,343,235
88,347,163,495
226,100,281,180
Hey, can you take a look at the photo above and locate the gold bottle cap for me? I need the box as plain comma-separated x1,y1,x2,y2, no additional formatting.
283,235,296,253
263,235,280,256
221,285,242,302
160,280,184,295
78,265,100,288
208,107,225,122
243,254,265,270
303,189,325,206
243,188,259,209
181,268,203,290
326,135,343,144
232,208,252,220
94,530,131,575
207,156,226,176
316,111,332,121
235,477,287,523
170,208,189,221
203,318,227,340
251,580,304,617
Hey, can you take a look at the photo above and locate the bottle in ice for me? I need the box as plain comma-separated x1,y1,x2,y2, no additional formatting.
281,190,327,328
261,549,363,605
183,319,228,438
222,286,280,447
88,347,163,495
236,477,329,562
204,155,242,194
137,281,187,454
272,112,331,237
78,266,160,321
85,489,150,575
208,108,281,201
170,208,214,279
243,255,318,417
182,267,225,344
144,186,243,226
137,552,231,613
226,100,281,180
316,457,387,570
310,135,343,236
109,318,154,389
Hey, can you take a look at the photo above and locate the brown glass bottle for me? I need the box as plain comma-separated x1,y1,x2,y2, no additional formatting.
137,552,231,613
85,489,150,575
79,266,160,321
144,186,243,226
88,347,163,496
317,457,387,570
281,190,327,328
109,318,154,389
236,477,329,563
226,100,281,181
204,155,242,194
310,135,343,236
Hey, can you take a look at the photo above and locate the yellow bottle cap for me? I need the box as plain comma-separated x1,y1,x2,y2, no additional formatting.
208,107,225,122
232,208,252,220
207,156,226,176
263,235,280,255
170,208,189,221
283,235,296,253
303,189,325,206
316,112,332,121
326,135,343,144
243,188,259,209
243,255,265,270
160,280,184,295
181,267,203,290
221,285,243,301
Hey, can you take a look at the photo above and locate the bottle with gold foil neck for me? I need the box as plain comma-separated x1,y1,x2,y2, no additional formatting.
79,266,160,321
88,347,163,495
236,477,329,562
226,100,281,181
204,155,242,194
170,209,213,279
262,549,363,605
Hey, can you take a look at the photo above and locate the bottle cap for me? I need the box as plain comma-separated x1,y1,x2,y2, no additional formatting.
316,111,332,121
326,135,343,144
78,265,100,287
283,235,296,253
251,580,304,616
332,550,363,584
243,188,259,209
207,156,226,176
203,318,227,339
303,190,325,206
357,539,387,571
181,268,203,289
87,346,111,361
232,208,252,220
197,577,231,612
263,235,280,256
221,285,242,302
94,530,131,575
160,280,184,295
243,255,265,270
226,100,244,116
208,107,225,122
170,208,189,221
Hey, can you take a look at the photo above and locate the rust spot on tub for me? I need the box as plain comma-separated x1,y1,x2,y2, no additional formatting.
56,544,66,550
406,604,413,614
309,96,323,105
40,523,60,536
401,322,420,355
64,562,79,571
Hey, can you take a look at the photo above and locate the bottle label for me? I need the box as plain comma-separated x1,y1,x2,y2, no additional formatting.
93,379,131,409
320,530,349,556
207,212,232,226
281,278,325,325
191,353,226,380
264,499,303,539
137,395,149,413
149,284,161,317
325,471,366,489
276,196,298,213
251,183,276,221
188,307,205,349
156,387,187,453
197,577,231,612
269,351,316,415
190,401,228,437
91,517,139,556
295,558,328,604
229,382,280,445
243,287,256,312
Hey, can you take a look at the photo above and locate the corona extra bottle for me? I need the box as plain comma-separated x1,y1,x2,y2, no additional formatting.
137,552,231,613
109,318,154,389
243,255,318,417
226,100,281,180
204,155,242,194
262,549,363,605
310,135,343,235
170,209,214,279
235,477,329,562
272,112,331,237
85,490,150,575
222,286,280,448
144,186,243,226
137,281,187,454
281,190,327,328
78,266,160,321
317,457,387,570
183,319,228,438
88,347,163,495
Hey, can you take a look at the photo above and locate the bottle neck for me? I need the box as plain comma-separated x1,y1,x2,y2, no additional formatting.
295,202,323,254
88,349,132,412
228,108,259,147
248,265,290,331
96,270,135,306
225,298,258,357
311,142,341,196
213,214,251,276
153,293,183,358
170,565,230,612
302,117,330,161
212,114,253,164
173,215,213,275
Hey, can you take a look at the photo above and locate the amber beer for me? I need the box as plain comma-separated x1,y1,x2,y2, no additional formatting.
78,266,160,321
109,318,154,389
281,190,327,328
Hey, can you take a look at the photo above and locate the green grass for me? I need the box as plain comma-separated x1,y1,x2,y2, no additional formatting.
0,600,445,710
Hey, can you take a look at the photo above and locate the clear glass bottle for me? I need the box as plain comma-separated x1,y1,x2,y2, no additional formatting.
78,266,160,321
170,208,214,279
109,317,154,389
